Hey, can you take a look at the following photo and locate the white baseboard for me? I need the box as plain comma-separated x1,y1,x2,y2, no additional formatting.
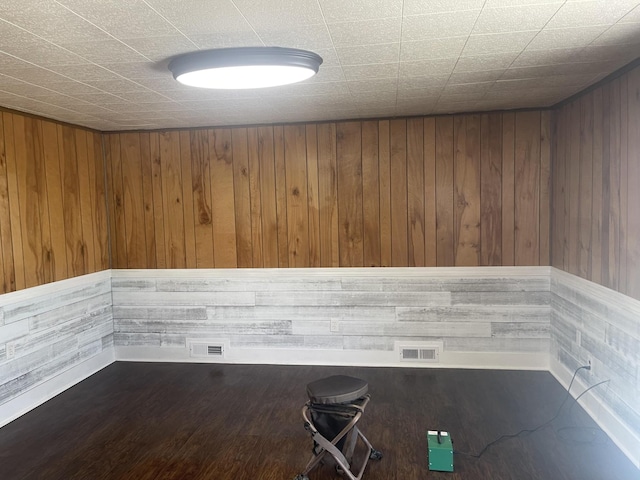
115,345,548,371
550,357,640,469
0,348,115,428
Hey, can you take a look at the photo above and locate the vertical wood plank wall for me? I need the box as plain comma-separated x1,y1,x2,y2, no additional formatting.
552,64,640,301
0,112,109,294
103,111,551,272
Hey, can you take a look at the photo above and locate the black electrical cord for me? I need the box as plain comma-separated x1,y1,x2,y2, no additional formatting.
454,365,608,459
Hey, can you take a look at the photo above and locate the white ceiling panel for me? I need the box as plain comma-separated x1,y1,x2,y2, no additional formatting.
0,0,636,131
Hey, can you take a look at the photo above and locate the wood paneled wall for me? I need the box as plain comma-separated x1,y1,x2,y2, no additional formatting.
104,111,551,270
0,111,109,294
552,65,640,301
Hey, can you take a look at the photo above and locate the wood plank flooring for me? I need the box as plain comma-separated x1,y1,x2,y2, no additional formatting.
0,363,638,480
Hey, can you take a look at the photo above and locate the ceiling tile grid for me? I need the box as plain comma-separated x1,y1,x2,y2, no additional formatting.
0,0,637,130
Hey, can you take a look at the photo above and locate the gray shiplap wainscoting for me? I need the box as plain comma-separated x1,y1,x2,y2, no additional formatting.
0,271,114,427
112,267,551,369
550,269,640,468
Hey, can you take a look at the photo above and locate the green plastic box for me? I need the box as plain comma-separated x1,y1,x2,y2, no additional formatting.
427,430,454,472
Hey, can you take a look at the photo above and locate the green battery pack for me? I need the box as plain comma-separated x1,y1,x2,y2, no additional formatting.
427,430,454,472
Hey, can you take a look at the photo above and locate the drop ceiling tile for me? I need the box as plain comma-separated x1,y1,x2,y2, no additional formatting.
0,24,87,66
46,82,108,95
575,44,640,63
472,4,562,34
398,58,457,77
347,78,398,93
319,0,403,23
402,0,485,16
620,4,640,22
400,37,467,61
59,38,150,63
328,17,401,47
503,61,617,79
442,81,494,94
233,0,325,27
335,43,400,65
82,78,154,93
510,47,585,67
527,25,609,50
44,63,128,83
0,1,108,44
187,32,263,49
119,36,197,62
454,52,519,72
397,87,443,100
591,23,640,45
56,0,179,38
342,63,398,81
1,66,71,85
305,66,347,84
71,92,129,104
448,69,506,84
402,10,481,41
115,91,173,103
461,31,538,56
398,75,450,89
256,23,334,50
484,0,564,6
546,1,638,29
143,0,252,35
98,62,169,79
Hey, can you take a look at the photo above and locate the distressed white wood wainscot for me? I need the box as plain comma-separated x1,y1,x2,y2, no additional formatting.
550,269,640,468
0,271,114,428
112,267,551,370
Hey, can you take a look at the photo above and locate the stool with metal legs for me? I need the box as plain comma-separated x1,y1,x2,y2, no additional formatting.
294,375,382,480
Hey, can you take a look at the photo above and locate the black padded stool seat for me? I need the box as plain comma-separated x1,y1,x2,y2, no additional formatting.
295,375,382,480
306,375,368,405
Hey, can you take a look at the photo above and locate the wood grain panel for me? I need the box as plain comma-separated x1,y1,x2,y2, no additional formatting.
454,115,481,266
246,128,264,268
0,111,107,293
209,129,237,268
0,113,15,292
551,64,640,301
407,117,425,267
159,131,186,269
284,125,309,267
107,133,125,269
539,110,551,266
390,119,408,266
60,125,86,277
424,118,437,267
317,123,338,267
256,126,278,268
501,112,515,266
590,91,603,284
378,120,392,267
189,130,213,268
149,132,167,268
179,130,196,269
273,126,288,268
336,121,363,266
306,124,321,267
75,130,95,274
481,113,502,266
362,121,380,267
139,132,157,269
231,128,252,268
514,112,541,266
578,94,593,278
13,115,45,287
121,133,146,269
436,116,455,266
626,67,640,299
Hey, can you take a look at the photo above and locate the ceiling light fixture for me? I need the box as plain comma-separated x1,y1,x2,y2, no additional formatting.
168,47,323,89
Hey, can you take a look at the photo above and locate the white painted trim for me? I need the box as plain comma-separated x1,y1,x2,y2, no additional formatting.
0,270,112,307
550,357,640,469
0,349,115,428
115,345,549,371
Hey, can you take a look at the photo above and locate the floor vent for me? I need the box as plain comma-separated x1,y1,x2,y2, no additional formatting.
190,342,224,358
400,346,439,363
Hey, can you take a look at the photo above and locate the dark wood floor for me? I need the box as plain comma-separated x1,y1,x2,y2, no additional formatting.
1,362,638,480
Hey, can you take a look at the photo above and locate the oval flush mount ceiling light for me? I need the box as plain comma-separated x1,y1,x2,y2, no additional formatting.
168,47,323,89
